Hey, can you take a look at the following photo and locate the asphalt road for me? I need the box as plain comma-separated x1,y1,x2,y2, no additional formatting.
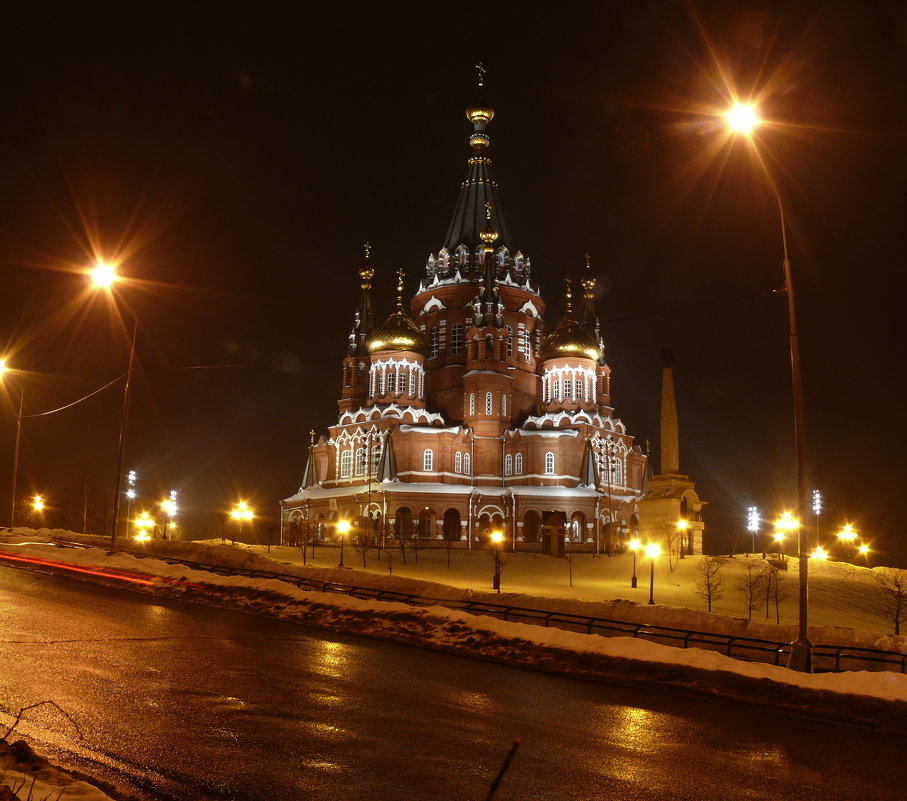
1,566,906,801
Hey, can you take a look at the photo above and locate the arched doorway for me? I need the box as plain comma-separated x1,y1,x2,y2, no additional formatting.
569,512,586,542
442,508,461,541
418,507,436,539
523,510,541,543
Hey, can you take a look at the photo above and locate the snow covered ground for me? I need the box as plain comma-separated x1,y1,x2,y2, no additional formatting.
2,527,907,798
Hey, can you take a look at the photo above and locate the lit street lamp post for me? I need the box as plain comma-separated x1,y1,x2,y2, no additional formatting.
0,361,24,530
161,491,178,540
747,506,760,556
646,542,661,605
812,490,822,550
336,519,350,567
231,501,254,544
677,519,689,560
628,537,640,589
724,104,812,671
489,529,504,592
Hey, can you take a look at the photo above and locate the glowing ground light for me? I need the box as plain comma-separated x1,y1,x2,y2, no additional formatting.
726,103,758,134
811,547,828,560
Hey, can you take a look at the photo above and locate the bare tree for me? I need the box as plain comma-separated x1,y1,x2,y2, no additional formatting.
442,534,456,569
695,556,725,612
653,517,681,572
727,529,745,558
736,562,764,619
353,519,372,567
768,563,788,624
874,567,907,635
564,541,578,587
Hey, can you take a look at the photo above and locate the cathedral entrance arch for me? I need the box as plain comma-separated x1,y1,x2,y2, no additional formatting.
522,510,541,543
442,508,462,541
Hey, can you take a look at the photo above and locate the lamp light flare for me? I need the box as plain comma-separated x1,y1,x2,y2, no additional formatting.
336,519,351,535
838,524,857,542
811,546,828,560
89,261,118,289
490,530,504,544
812,490,822,516
32,495,44,512
747,506,759,532
725,103,758,134
645,542,661,559
858,543,870,556
629,538,641,552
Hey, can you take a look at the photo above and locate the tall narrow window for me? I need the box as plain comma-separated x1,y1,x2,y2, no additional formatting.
378,370,385,395
469,393,475,415
574,379,583,400
451,323,463,355
370,444,381,474
515,453,523,474
340,450,353,478
429,327,439,358
544,452,555,475
485,392,493,415
521,329,530,358
504,454,512,476
505,325,514,358
409,371,416,396
423,449,434,471
455,452,462,473
464,453,471,475
612,456,624,485
355,447,366,476
564,379,572,400
553,379,561,400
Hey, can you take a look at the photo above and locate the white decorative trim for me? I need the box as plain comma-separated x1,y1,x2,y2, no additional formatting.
422,296,446,313
519,299,540,317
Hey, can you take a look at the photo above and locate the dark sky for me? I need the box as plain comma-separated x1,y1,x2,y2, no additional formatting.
0,2,904,552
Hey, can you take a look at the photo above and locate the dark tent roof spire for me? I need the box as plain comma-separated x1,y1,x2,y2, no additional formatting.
348,242,375,356
443,64,513,251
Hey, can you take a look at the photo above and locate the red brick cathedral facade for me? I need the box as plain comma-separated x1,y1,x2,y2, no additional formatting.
282,85,648,552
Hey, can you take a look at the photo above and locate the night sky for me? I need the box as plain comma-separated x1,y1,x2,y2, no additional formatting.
0,2,904,553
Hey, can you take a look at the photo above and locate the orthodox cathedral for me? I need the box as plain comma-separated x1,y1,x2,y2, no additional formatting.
281,76,702,554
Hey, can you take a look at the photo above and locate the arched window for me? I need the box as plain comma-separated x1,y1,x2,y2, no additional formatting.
451,323,464,355
454,452,462,473
370,444,382,474
464,453,471,475
340,450,352,478
429,327,439,359
423,449,434,471
505,325,513,357
564,379,572,399
515,453,523,474
504,454,512,475
501,394,507,416
355,447,366,476
485,392,493,415
574,379,583,400
521,329,530,359
544,452,555,475
553,379,561,400
469,392,475,415
612,456,624,485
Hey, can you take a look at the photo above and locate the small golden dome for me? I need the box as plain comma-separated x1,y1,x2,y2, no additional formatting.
467,99,495,126
366,312,427,354
540,321,602,362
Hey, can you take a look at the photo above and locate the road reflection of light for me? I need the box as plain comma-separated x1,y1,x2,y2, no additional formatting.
603,706,675,787
450,689,495,714
314,641,348,680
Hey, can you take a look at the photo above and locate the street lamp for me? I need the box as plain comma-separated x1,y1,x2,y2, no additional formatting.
724,103,812,672
0,360,24,530
489,529,504,592
29,494,45,529
133,510,154,542
231,500,254,543
628,537,640,589
161,491,178,540
676,519,689,560
645,542,661,605
88,261,138,552
747,506,760,555
810,546,828,561
812,489,823,550
336,518,350,567
837,523,857,543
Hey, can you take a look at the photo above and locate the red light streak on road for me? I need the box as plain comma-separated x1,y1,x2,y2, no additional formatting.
0,550,156,585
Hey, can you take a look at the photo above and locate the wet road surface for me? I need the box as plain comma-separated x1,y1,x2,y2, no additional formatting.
1,566,906,800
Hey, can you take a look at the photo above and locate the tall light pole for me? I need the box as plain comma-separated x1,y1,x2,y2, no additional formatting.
747,506,760,556
0,360,24,530
231,501,254,543
724,103,811,672
812,490,822,550
676,519,689,560
628,537,640,589
336,518,350,567
646,542,661,605
88,261,138,552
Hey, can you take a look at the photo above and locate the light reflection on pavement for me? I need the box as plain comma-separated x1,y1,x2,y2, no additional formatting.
1,567,906,801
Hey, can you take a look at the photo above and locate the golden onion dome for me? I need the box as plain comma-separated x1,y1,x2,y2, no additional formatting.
540,320,602,362
366,311,427,353
466,97,495,127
